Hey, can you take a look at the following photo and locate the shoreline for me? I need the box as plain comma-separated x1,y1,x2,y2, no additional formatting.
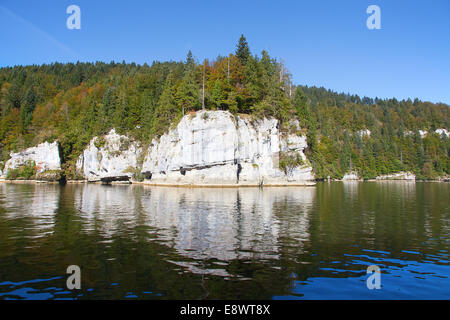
0,179,448,186
0,178,317,187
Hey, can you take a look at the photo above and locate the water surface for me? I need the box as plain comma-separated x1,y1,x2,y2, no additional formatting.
0,182,448,299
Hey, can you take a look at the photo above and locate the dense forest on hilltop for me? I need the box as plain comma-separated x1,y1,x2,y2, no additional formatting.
0,35,448,179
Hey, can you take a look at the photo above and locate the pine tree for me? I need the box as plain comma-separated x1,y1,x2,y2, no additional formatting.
211,80,224,110
20,88,37,127
152,74,178,137
101,87,116,127
186,50,195,70
176,68,200,114
292,87,313,128
236,34,250,66
7,81,22,110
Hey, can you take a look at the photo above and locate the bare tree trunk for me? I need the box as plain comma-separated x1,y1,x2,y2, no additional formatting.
279,59,284,83
202,60,206,110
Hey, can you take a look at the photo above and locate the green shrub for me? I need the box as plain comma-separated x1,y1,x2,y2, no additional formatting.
94,136,106,149
6,168,19,180
279,152,304,174
119,137,131,151
36,170,63,181
124,166,144,182
6,160,36,180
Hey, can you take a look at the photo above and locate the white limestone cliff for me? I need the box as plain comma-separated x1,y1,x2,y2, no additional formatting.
357,129,371,138
141,110,315,185
2,141,61,177
76,129,141,181
435,128,449,138
342,171,360,181
375,172,416,181
419,130,428,138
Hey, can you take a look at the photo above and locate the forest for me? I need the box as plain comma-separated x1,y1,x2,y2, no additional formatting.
0,35,448,180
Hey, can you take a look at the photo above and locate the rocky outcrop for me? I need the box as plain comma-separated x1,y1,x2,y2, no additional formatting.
376,172,416,181
2,141,62,178
419,130,428,138
403,129,448,139
342,171,360,181
435,128,449,138
357,129,371,138
76,129,141,182
11,112,314,185
141,110,315,186
36,170,63,182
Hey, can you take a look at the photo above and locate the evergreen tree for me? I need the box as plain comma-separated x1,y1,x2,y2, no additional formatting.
7,81,22,110
152,74,178,136
186,50,195,70
292,87,312,127
101,87,116,127
176,68,200,114
235,34,250,66
211,80,224,109
20,88,37,127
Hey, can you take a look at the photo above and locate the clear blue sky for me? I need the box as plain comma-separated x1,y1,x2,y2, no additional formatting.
1,0,449,104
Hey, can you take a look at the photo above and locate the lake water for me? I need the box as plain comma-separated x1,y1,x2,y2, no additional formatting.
0,182,448,300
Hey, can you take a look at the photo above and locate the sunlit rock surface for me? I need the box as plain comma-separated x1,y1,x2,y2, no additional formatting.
76,129,141,181
376,172,416,180
357,129,371,138
142,110,315,185
2,141,61,177
342,171,360,181
419,130,428,138
435,128,449,138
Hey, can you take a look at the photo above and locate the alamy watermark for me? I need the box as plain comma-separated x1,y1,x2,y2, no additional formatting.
366,5,381,30
366,265,381,289
66,5,81,30
66,265,81,289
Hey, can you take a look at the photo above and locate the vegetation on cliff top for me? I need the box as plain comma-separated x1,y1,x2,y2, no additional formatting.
0,35,448,179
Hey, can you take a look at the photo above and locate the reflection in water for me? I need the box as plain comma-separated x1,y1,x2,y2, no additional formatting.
0,182,448,299
0,183,59,236
73,186,314,262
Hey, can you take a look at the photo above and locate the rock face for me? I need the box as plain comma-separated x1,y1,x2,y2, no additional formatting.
2,141,61,177
357,129,371,138
435,128,449,138
342,171,360,181
419,130,428,138
76,129,141,181
141,110,315,185
376,172,416,181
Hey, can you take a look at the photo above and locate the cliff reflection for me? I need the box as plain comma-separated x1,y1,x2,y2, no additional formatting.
0,183,59,235
72,185,316,261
